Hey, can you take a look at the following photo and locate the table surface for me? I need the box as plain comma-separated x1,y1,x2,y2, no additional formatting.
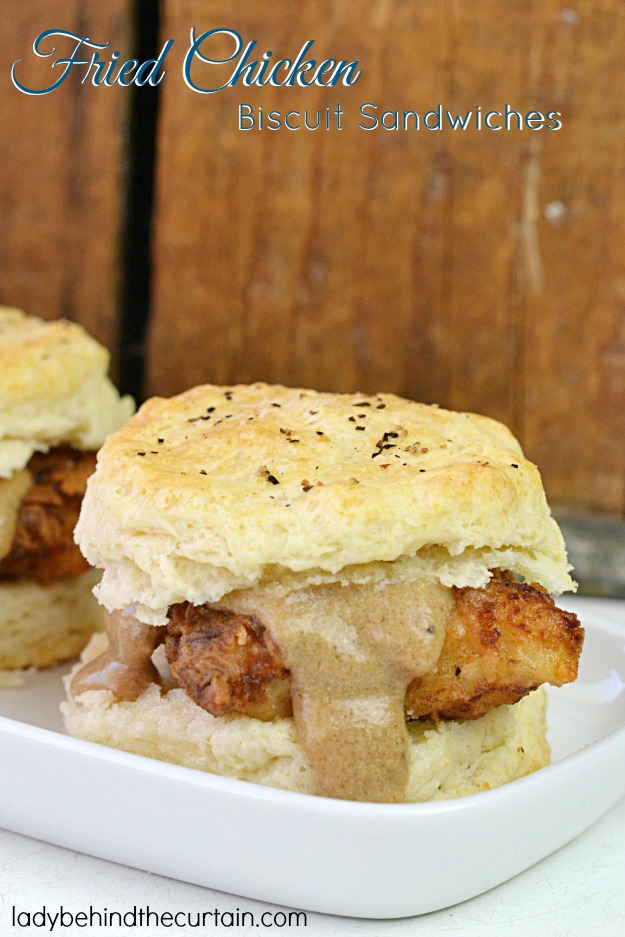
2,597,624,937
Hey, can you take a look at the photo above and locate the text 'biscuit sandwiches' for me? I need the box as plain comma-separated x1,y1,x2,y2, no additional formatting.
63,383,583,802
0,308,133,671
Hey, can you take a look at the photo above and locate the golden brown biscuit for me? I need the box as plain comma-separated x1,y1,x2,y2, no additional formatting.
76,382,572,624
0,308,134,477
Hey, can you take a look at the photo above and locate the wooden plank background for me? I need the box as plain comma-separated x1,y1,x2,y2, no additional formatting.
0,0,132,357
1,2,624,520
148,0,625,515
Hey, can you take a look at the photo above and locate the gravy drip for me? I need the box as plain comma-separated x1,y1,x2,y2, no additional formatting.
0,470,32,560
227,578,452,803
70,608,165,700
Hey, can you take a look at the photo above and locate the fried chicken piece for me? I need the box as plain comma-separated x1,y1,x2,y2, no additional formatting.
0,447,96,583
165,604,292,721
405,580,583,721
164,579,583,723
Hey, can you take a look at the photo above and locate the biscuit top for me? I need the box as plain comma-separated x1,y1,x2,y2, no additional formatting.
0,308,134,476
0,308,106,402
76,383,573,622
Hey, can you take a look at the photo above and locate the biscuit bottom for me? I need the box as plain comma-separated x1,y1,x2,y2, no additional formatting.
0,569,104,670
62,632,550,802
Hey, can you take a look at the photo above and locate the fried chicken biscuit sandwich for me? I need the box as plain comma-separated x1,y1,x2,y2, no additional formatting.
0,308,133,670
63,383,583,802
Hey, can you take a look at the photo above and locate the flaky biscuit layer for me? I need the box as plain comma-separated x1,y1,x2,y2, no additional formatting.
0,570,104,670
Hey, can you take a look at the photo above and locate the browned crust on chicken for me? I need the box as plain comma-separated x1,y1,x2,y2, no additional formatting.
164,579,583,724
165,604,292,721
405,580,583,721
0,447,96,583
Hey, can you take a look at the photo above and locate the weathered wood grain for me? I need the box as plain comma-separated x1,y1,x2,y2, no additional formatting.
148,0,448,400
520,0,625,513
111,1,625,514
434,2,625,511
0,1,132,357
3,3,624,517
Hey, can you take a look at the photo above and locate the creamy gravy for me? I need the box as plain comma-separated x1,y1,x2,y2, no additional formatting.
70,608,165,699
227,579,452,803
0,469,32,560
73,578,451,802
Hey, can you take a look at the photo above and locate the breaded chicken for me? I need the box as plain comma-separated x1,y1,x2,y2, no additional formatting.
0,447,96,582
165,578,583,723
405,580,582,721
165,604,292,721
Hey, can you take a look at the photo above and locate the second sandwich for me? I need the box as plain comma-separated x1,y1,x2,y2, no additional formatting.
0,308,133,671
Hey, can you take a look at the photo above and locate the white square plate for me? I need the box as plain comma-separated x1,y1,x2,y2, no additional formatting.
1,599,624,919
